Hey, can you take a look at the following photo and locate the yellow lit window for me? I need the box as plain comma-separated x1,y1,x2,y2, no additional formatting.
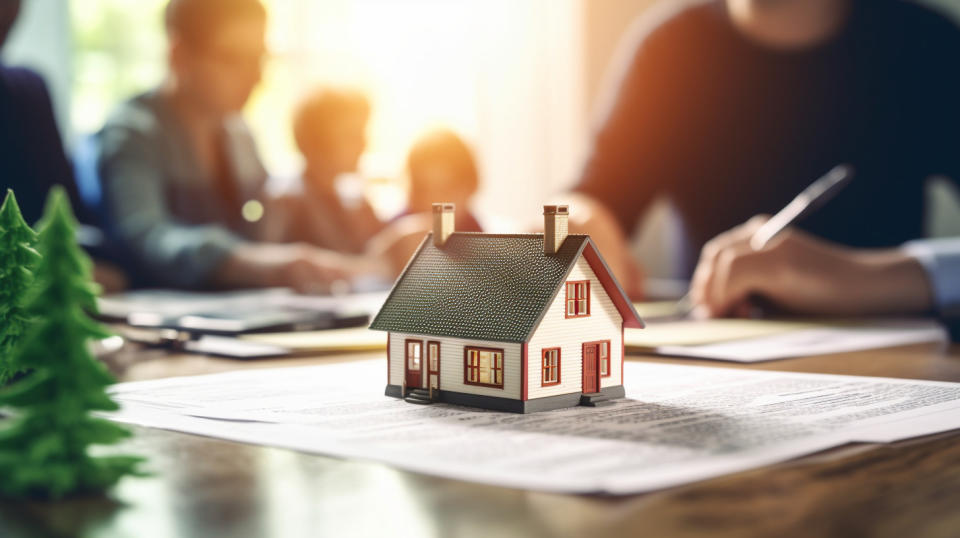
542,348,560,385
465,347,503,388
565,281,590,318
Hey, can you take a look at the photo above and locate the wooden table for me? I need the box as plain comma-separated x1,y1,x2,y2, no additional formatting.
3,341,960,538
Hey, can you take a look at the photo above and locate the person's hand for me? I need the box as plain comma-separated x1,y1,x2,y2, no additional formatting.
215,243,363,294
92,260,129,294
366,213,433,278
689,216,934,317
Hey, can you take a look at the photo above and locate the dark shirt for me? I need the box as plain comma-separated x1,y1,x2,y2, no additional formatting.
0,66,81,225
575,0,960,276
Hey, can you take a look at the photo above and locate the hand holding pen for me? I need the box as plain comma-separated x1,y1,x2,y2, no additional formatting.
680,164,857,317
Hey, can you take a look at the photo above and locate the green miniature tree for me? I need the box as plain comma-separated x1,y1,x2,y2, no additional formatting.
0,187,143,499
0,190,40,385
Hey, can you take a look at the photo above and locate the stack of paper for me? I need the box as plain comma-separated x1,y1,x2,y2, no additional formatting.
626,317,947,362
105,360,960,494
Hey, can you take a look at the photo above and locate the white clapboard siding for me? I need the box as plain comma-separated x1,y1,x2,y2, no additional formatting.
526,255,623,399
388,331,522,400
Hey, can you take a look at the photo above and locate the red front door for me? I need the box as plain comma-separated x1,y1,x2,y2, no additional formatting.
582,343,598,393
405,340,423,388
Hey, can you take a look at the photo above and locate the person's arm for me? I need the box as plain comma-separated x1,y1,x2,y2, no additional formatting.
358,198,386,241
98,124,381,292
213,241,378,293
904,239,960,320
910,240,960,341
563,193,646,299
572,15,678,236
689,217,935,318
567,15,688,297
366,213,433,278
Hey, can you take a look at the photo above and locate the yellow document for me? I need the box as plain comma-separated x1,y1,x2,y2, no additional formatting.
631,301,686,320
626,317,821,349
240,327,387,353
626,301,946,361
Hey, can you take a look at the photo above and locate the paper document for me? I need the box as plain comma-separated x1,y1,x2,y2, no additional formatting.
104,360,960,494
627,317,819,347
99,289,389,320
626,317,947,362
631,300,686,320
239,326,386,353
98,289,387,335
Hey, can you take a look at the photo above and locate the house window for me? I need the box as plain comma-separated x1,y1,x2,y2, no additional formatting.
428,341,440,372
406,341,421,370
565,281,590,318
465,347,504,388
599,341,611,377
541,348,560,386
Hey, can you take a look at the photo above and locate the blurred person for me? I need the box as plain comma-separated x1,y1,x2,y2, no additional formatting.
567,0,960,299
687,217,959,339
404,129,483,233
0,0,83,226
96,0,375,291
0,0,127,292
278,87,383,253
368,129,483,276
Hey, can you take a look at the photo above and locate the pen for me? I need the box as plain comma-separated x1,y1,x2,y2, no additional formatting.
676,163,855,316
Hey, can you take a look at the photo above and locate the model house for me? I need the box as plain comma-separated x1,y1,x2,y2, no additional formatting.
369,203,644,413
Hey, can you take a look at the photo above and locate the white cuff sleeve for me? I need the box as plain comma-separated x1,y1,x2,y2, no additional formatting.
904,238,960,317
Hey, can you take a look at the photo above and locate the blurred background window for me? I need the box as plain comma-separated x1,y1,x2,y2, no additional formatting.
41,0,588,225
3,0,959,275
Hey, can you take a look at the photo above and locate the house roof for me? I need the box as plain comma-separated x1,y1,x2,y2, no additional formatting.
369,232,644,342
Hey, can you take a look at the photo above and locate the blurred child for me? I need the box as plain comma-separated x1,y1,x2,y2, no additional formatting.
368,128,483,276
404,128,482,233
281,87,383,254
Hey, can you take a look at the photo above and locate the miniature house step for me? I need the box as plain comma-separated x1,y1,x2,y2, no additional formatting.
404,388,436,405
579,392,616,407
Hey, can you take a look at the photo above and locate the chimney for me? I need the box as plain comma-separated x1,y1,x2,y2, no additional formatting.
543,205,569,255
432,202,455,247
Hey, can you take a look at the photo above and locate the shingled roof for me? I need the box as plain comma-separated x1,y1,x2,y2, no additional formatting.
369,232,643,342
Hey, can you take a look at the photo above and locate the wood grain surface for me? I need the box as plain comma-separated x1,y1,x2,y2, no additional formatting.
1,341,958,538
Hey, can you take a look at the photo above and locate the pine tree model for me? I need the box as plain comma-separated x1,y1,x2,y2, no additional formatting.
0,189,39,385
0,187,143,499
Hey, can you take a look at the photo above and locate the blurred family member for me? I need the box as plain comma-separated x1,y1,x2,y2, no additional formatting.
404,129,482,233
97,0,371,291
368,129,482,275
568,0,960,300
0,0,81,225
279,87,382,253
0,0,127,292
